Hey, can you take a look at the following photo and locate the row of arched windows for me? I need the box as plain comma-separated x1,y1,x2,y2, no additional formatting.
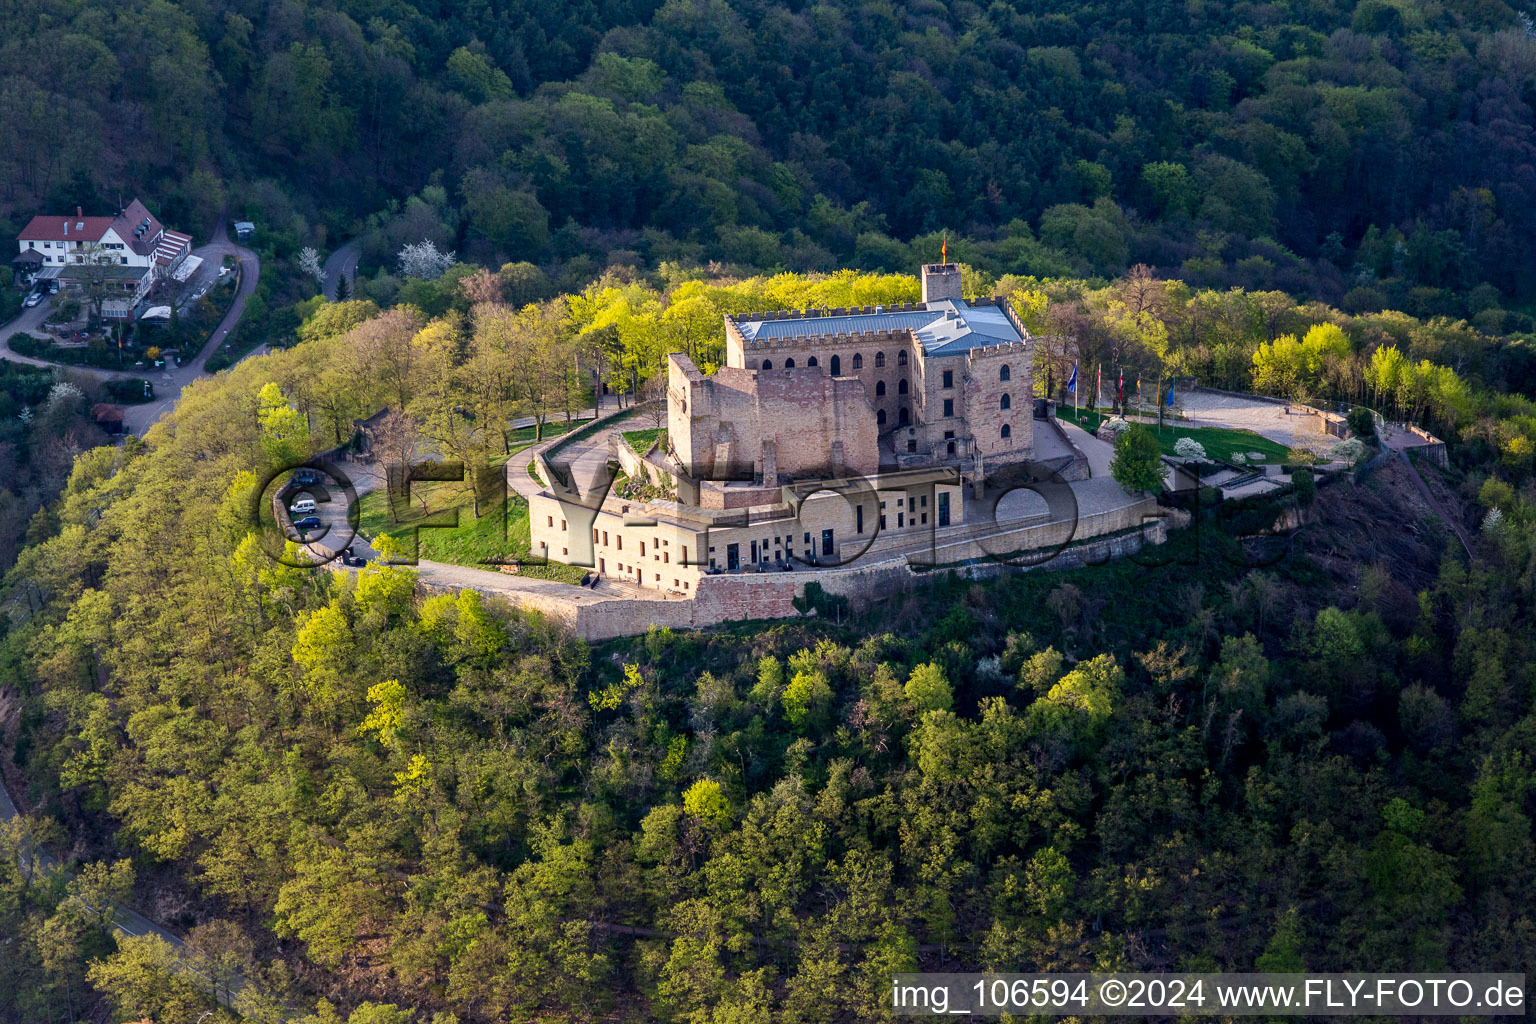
760,350,911,372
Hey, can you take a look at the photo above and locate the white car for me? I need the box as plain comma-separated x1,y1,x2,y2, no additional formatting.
23,291,43,307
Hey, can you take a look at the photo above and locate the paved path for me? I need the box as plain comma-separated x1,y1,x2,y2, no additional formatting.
321,238,361,300
0,301,127,373
1055,418,1115,477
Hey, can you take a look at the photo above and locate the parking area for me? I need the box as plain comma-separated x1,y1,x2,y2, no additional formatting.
273,469,365,565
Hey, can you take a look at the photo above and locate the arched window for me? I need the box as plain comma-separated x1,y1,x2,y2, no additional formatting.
1002,424,1011,440
946,441,956,457
1000,364,1011,382
875,380,886,396
875,352,885,368
877,408,887,425
899,407,911,426
1000,393,1011,410
761,360,772,370
784,358,795,368
830,355,841,375
898,378,909,395
898,351,908,366
807,356,818,367
853,353,863,370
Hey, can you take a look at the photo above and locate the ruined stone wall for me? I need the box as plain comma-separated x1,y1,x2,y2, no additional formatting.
668,352,879,482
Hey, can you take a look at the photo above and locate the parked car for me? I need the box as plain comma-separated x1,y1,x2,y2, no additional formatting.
48,281,59,294
23,291,43,307
294,469,320,486
290,497,317,515
292,515,322,530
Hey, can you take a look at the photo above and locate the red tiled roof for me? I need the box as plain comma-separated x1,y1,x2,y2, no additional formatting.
19,214,116,242
17,198,168,256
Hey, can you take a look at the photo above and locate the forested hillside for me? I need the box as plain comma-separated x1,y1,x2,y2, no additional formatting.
3,265,1535,1022
10,0,1536,321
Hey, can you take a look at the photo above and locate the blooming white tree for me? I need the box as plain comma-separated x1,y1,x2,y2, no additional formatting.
47,381,85,409
1482,507,1505,534
298,247,325,288
1174,436,1207,460
1329,437,1366,463
398,239,457,281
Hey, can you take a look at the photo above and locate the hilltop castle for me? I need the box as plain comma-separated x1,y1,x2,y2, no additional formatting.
525,264,1127,596
669,263,1035,490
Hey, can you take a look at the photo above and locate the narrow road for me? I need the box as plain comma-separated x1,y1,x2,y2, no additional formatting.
0,302,134,376
0,212,263,435
322,238,361,300
123,214,261,434
0,765,257,1011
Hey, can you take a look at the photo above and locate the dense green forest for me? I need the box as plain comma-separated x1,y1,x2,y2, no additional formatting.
2,262,1535,1022
12,0,1536,325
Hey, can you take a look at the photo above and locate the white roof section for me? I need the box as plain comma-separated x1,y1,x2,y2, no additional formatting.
172,254,202,282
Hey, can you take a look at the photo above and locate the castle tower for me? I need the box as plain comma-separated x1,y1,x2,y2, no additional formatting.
920,263,963,303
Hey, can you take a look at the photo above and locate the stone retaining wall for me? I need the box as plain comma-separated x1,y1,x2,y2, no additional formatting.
415,497,1170,640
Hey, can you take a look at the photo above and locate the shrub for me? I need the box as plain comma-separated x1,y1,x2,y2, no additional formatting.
1096,416,1131,441
1174,436,1207,460
1111,424,1164,493
1347,407,1376,438
1292,466,1316,507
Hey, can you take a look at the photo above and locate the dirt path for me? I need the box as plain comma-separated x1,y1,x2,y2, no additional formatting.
1397,450,1473,559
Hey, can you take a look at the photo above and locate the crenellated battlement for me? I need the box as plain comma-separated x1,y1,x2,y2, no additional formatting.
966,338,1032,362
728,302,928,328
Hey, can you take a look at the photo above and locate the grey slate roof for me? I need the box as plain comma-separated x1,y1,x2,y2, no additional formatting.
735,298,1023,355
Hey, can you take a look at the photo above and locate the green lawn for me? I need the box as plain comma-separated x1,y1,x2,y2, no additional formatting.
508,416,593,445
357,450,586,583
1057,406,1297,463
622,427,666,455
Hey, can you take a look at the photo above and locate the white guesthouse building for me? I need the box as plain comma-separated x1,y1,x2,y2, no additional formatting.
13,198,192,319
